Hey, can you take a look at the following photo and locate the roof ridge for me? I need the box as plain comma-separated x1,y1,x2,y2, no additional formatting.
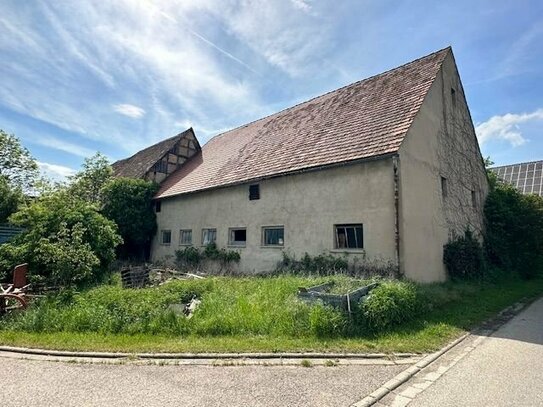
204,46,451,145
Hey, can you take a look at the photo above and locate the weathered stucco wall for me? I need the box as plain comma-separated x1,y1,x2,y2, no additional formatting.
151,159,397,273
398,52,489,282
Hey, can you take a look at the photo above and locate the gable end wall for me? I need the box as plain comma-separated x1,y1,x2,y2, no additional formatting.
397,53,489,282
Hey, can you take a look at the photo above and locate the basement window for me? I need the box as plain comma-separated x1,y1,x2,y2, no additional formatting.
262,226,284,246
202,228,217,245
335,224,363,249
155,201,162,213
229,228,247,247
441,177,448,199
161,230,171,245
179,229,192,245
249,184,260,200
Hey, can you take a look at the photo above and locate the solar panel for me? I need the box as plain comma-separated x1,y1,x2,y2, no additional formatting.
490,160,543,196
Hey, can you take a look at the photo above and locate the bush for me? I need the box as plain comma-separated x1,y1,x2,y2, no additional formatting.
443,229,485,279
360,281,421,332
279,251,348,275
484,181,543,279
0,189,122,287
101,178,159,260
175,243,240,271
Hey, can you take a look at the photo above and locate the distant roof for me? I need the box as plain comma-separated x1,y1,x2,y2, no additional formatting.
156,47,451,199
490,160,543,196
112,128,196,179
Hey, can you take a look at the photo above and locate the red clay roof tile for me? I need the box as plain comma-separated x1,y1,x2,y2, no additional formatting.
156,48,450,199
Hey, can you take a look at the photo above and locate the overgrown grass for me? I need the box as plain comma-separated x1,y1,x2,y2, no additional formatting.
0,274,542,353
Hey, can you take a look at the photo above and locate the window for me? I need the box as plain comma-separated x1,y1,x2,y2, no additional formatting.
441,177,448,199
155,201,161,213
249,184,260,200
262,226,284,246
451,88,456,107
161,230,171,245
335,224,363,249
229,228,247,246
179,229,192,245
202,228,217,245
471,190,477,208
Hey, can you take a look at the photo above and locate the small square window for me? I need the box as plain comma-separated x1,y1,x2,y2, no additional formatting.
229,228,247,246
441,177,448,199
155,201,162,213
202,228,217,245
179,229,192,245
262,226,284,246
161,230,171,245
335,224,363,249
249,184,260,200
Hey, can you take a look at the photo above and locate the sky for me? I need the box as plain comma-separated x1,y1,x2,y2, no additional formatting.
1,0,542,181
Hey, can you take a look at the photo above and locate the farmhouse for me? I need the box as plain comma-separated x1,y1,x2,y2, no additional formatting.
113,47,488,283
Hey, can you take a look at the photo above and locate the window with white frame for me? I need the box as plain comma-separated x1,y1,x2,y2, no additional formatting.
202,228,217,245
179,229,192,245
262,226,284,246
229,228,247,246
334,224,363,249
161,230,171,245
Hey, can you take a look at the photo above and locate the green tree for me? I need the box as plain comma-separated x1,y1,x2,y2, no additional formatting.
484,180,543,279
0,188,122,286
0,176,22,223
69,152,112,204
101,178,159,259
0,129,39,190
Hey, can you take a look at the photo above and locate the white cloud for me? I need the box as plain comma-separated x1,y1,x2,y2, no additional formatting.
30,135,97,158
291,0,312,13
113,104,146,119
475,108,543,147
37,161,77,182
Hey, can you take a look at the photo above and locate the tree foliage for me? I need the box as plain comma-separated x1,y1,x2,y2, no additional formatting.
0,189,122,286
0,129,39,190
443,229,485,279
0,176,22,223
69,152,113,204
101,178,159,259
484,181,543,279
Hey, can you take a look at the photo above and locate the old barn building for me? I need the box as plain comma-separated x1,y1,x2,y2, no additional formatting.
113,47,488,283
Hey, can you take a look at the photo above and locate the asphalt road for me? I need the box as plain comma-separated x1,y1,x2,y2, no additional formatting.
410,297,543,407
1,357,404,406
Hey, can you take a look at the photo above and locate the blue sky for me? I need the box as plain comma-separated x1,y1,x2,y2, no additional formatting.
1,0,542,180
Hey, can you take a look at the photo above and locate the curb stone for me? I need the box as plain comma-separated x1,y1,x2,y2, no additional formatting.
350,296,539,407
0,345,420,363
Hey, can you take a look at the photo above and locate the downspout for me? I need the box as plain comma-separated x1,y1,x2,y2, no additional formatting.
393,154,402,278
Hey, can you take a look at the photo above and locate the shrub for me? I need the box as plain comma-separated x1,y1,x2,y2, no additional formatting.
101,178,159,260
0,189,122,286
280,251,348,275
176,246,203,268
484,181,543,279
175,243,240,271
443,229,485,279
360,281,421,332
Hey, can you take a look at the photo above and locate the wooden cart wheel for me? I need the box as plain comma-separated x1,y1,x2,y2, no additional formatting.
0,293,27,315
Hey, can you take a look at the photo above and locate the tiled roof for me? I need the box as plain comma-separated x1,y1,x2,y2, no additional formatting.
490,160,543,196
112,129,195,179
156,48,451,199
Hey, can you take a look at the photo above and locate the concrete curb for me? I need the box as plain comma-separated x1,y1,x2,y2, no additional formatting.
350,296,539,407
0,345,419,361
351,333,469,407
